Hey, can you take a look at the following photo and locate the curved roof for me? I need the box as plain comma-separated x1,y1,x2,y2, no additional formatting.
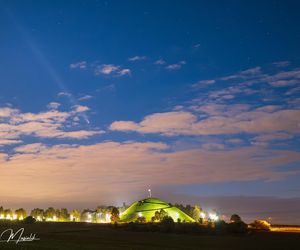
120,197,195,222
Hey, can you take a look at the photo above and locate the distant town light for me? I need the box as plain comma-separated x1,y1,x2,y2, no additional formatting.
209,213,219,221
105,213,111,222
138,212,142,217
200,212,206,219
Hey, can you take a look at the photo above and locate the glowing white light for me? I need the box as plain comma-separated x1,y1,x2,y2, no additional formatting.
70,215,73,221
138,212,142,217
6,214,11,220
53,215,57,221
88,214,92,219
19,216,24,220
209,213,219,221
0,214,4,219
200,212,206,219
37,216,42,221
105,213,111,222
13,214,17,220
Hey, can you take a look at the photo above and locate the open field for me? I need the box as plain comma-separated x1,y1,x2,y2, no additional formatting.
0,222,300,250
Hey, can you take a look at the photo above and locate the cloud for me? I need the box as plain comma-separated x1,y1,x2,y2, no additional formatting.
14,143,46,153
70,61,87,69
0,105,102,140
72,105,89,113
94,64,131,76
272,61,290,67
58,92,72,97
154,59,166,65
78,95,93,101
193,43,201,48
220,67,263,81
0,107,19,117
192,80,216,87
118,69,131,76
128,56,146,61
110,111,197,136
268,79,300,87
1,141,299,203
251,132,293,146
47,102,61,110
109,105,300,136
166,61,186,70
69,61,131,77
0,139,23,146
200,65,300,89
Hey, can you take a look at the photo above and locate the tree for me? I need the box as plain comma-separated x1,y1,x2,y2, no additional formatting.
136,216,146,223
58,208,69,222
0,206,4,218
154,211,160,220
192,205,201,222
80,209,97,222
15,208,27,220
44,207,56,220
4,209,13,219
110,207,120,223
31,208,44,221
230,214,242,223
159,209,168,221
70,209,81,222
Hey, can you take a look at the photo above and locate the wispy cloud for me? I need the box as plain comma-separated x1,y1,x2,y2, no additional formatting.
166,61,186,70
272,61,290,67
0,139,23,147
78,95,93,101
70,61,87,69
94,64,131,76
193,43,201,49
58,91,72,97
154,59,166,65
128,55,146,61
47,102,61,110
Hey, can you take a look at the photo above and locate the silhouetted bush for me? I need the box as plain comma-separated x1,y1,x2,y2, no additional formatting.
160,216,175,232
23,216,36,224
228,221,248,234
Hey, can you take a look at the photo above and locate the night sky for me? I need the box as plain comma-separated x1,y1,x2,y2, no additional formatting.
1,0,300,224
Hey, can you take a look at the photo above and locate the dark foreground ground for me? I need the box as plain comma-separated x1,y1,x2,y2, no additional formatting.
0,222,299,250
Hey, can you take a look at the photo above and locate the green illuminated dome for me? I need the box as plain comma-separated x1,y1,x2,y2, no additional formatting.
120,197,195,223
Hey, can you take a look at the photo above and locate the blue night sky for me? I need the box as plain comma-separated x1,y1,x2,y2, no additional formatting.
1,0,300,223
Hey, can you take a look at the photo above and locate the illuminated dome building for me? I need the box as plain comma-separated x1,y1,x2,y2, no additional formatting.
120,198,194,223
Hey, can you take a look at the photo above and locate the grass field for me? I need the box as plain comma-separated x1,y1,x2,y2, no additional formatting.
0,222,300,250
